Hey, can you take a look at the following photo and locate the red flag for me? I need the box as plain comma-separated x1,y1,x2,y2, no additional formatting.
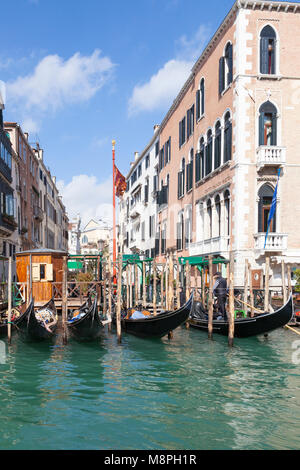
114,166,127,198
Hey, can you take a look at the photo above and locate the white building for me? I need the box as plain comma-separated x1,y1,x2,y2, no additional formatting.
80,219,110,255
119,126,160,258
68,214,81,255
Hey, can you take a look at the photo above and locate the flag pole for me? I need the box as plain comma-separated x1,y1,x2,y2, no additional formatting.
112,139,117,283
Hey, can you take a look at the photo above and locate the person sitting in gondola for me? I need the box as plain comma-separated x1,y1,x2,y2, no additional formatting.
213,272,228,321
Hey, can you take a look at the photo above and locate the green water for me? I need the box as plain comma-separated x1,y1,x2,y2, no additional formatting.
0,327,299,450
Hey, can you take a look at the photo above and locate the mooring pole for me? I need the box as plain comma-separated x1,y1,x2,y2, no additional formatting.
62,255,68,345
281,259,287,305
228,252,235,347
243,259,249,317
208,256,213,340
7,257,12,344
153,259,157,316
264,256,270,312
116,254,122,343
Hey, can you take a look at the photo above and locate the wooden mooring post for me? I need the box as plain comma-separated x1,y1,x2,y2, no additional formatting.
168,255,174,311
248,261,255,318
208,256,213,340
243,259,249,316
62,255,68,345
153,259,157,316
142,261,146,309
107,254,112,331
281,260,287,305
116,254,122,343
102,260,107,320
228,252,235,347
264,256,270,312
7,257,12,344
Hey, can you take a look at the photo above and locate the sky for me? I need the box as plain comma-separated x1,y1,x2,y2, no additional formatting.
0,0,252,227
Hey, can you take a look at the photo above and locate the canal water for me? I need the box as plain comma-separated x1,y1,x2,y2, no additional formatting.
0,326,299,450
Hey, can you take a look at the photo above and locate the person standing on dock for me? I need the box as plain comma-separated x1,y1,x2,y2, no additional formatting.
213,272,228,321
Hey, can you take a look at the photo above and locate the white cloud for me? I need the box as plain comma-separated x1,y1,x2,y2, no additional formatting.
128,24,211,115
21,117,40,134
7,49,115,112
128,59,192,116
57,174,115,228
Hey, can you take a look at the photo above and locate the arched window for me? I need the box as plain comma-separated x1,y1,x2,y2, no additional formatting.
224,113,232,162
215,195,221,237
219,43,233,95
196,78,205,120
259,102,277,146
214,121,222,169
205,130,213,176
258,184,276,233
207,199,212,239
82,235,88,244
260,25,276,75
186,149,193,192
224,190,230,237
178,158,185,199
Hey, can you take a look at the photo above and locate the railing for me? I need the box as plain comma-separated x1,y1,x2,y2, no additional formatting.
256,146,286,169
254,233,288,252
189,236,230,256
52,281,102,302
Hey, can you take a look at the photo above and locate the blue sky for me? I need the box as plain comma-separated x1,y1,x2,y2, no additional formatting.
0,0,240,225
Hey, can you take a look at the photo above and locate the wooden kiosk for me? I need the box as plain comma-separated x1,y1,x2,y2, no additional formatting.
16,248,67,306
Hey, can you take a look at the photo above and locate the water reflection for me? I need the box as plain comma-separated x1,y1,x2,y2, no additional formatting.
0,326,298,450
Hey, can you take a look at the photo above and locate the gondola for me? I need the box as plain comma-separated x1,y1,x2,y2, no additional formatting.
189,294,294,338
0,303,29,338
121,294,194,339
67,296,102,341
14,298,58,341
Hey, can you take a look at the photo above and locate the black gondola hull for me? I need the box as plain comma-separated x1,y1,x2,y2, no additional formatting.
14,299,57,342
189,295,294,338
122,295,193,339
67,298,103,341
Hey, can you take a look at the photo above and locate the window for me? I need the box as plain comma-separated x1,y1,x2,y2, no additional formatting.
161,223,166,255
259,102,277,146
138,164,142,177
214,121,222,169
207,199,212,239
155,142,159,157
205,130,213,176
176,212,184,250
196,79,205,120
164,137,171,165
187,105,195,139
179,117,186,148
159,147,164,171
145,154,150,169
219,43,233,95
186,150,193,192
178,158,185,199
258,184,276,233
260,25,276,75
224,190,230,236
215,195,221,237
224,112,232,162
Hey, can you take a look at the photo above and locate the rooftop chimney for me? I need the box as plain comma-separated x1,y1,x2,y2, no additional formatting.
134,151,139,161
153,124,160,134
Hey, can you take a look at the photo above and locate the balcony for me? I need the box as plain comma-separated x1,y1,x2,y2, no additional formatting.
33,205,44,222
130,201,143,219
256,146,286,170
254,233,288,253
189,236,230,256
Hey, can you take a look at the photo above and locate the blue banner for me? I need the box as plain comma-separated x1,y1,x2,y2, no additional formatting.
264,168,281,249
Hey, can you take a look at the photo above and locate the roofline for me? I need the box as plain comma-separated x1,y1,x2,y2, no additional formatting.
159,0,300,133
126,128,160,180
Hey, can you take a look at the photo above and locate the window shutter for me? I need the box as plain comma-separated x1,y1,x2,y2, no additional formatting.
32,263,40,282
179,121,182,147
46,264,53,282
201,80,205,115
196,90,200,120
195,152,200,182
260,37,269,74
271,113,277,145
168,137,171,162
228,44,233,84
219,57,225,95
182,117,186,144
259,112,265,146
